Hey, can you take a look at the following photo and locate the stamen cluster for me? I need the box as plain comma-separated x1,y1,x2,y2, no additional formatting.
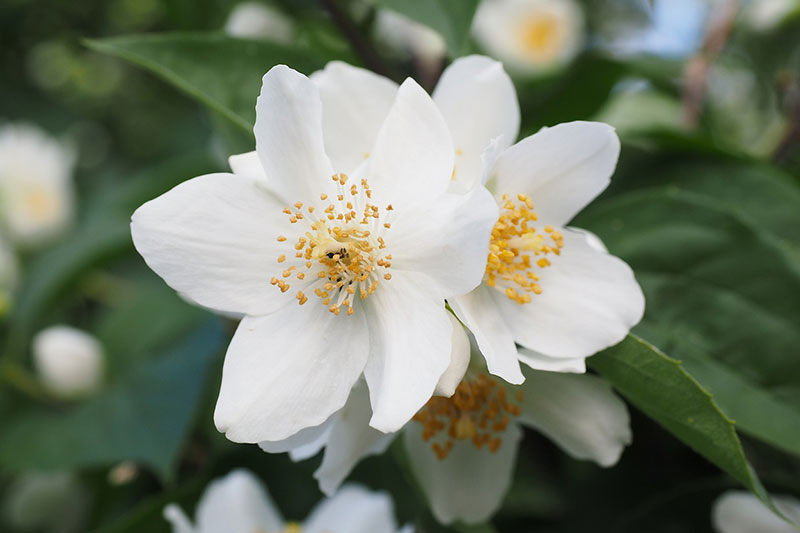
485,193,564,304
271,173,393,316
413,374,523,460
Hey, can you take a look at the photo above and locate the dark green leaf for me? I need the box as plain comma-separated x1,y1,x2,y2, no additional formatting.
85,33,327,133
590,335,772,504
0,321,223,481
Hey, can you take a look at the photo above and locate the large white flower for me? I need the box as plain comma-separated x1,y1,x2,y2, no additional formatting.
131,65,498,442
0,122,76,248
303,56,644,385
712,490,800,533
164,469,410,533
472,0,584,75
259,322,631,525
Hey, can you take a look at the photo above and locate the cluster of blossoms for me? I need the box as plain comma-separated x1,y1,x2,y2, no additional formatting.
132,53,644,525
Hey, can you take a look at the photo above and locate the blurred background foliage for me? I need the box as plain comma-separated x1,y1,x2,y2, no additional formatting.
0,0,799,531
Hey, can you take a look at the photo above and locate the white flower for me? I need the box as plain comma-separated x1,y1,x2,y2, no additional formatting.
260,322,631,524
712,490,800,533
301,57,644,385
224,2,294,43
0,236,18,316
374,10,447,72
163,469,410,533
472,0,584,75
3,472,88,533
32,325,104,397
131,64,498,442
744,0,798,32
0,123,76,247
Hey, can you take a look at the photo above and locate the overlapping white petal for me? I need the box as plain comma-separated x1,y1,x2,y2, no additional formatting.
311,61,398,173
433,313,471,397
131,172,295,317
493,229,644,360
363,272,453,433
254,65,336,204
404,422,522,525
491,121,620,226
516,369,631,466
214,305,369,442
433,55,520,191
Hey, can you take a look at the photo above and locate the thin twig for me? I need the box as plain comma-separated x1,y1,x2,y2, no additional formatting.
320,0,397,80
682,0,739,128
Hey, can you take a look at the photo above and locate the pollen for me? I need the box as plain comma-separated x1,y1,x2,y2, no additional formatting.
485,193,563,304
412,374,523,460
270,173,395,316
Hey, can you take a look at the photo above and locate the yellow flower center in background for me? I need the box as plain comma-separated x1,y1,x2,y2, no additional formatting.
519,13,562,62
485,193,563,304
24,186,59,223
413,374,523,460
283,523,302,533
272,173,393,316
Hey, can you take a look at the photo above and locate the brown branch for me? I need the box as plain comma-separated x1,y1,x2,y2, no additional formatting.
682,0,739,128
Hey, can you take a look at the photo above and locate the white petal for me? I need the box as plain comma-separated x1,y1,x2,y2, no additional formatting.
310,61,399,173
163,505,196,533
491,121,620,226
433,313,471,397
403,422,522,525
712,490,800,533
516,370,631,466
254,65,335,205
258,418,333,461
364,78,454,211
314,382,397,495
304,485,400,533
433,55,519,191
517,347,586,373
494,228,644,359
214,306,369,443
131,172,296,317
363,271,453,433
194,470,284,533
228,151,266,184
449,285,524,385
388,186,498,298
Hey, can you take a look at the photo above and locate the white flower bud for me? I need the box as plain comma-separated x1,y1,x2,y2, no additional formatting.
0,123,76,248
374,10,447,71
224,2,294,43
32,325,104,397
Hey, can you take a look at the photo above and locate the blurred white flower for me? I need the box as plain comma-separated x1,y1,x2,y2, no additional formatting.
712,490,800,533
261,322,631,525
2,471,87,533
744,0,798,31
32,325,104,397
472,0,584,75
131,64,497,443
224,2,294,43
306,57,643,385
374,10,447,73
0,236,18,316
164,469,410,533
0,123,76,248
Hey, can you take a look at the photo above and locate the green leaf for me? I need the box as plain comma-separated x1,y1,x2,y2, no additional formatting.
579,176,800,459
85,33,327,133
0,320,223,481
373,0,480,56
589,335,772,504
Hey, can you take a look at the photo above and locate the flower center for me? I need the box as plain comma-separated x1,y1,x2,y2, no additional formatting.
519,13,562,61
485,193,563,304
413,374,522,460
272,173,393,316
